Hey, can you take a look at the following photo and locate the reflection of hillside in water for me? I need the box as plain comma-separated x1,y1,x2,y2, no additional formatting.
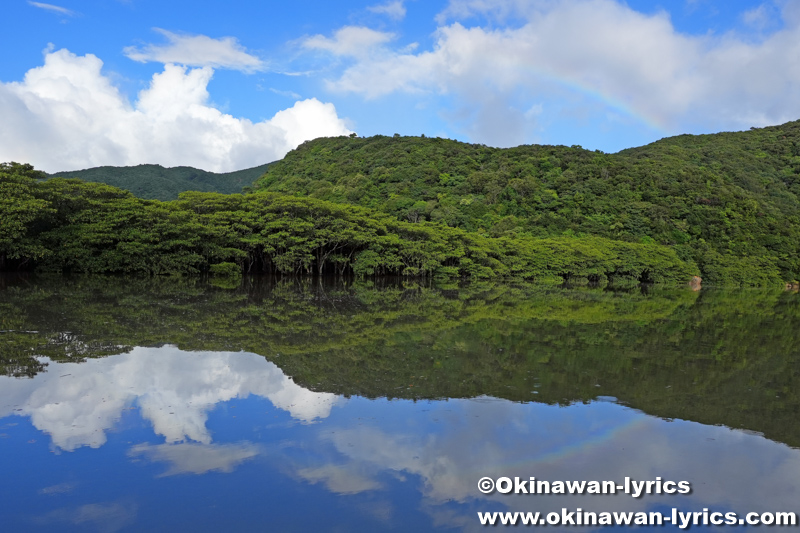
1,274,799,447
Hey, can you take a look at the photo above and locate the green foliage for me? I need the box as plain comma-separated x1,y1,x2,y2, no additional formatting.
254,123,800,284
0,168,695,283
47,162,273,201
209,262,243,289
210,262,242,278
0,163,55,270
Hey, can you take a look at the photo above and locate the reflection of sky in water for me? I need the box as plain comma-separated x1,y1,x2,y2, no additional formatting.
0,347,798,532
0,346,340,450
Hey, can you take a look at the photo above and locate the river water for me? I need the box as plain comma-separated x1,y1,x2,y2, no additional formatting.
1,275,798,531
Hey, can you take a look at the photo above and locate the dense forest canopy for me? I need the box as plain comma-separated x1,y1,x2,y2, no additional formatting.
0,162,694,284
255,121,800,284
3,119,800,285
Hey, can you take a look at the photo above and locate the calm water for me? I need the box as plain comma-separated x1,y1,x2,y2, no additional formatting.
1,275,798,532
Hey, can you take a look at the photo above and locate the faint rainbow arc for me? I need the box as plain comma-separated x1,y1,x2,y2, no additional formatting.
523,67,671,135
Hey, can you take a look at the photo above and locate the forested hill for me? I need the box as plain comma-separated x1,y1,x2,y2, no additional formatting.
255,121,800,284
49,162,273,200
3,121,800,285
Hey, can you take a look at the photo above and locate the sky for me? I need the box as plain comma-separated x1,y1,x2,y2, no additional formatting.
2,0,799,172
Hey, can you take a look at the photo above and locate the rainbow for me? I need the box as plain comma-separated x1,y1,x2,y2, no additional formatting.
531,69,670,135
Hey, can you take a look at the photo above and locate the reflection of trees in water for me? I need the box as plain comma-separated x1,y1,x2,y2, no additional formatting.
1,274,799,446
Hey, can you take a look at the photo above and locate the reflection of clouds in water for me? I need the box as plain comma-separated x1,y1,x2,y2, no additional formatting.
299,399,800,529
357,499,394,524
38,482,76,495
33,501,137,533
4,349,799,526
0,347,340,450
297,463,383,494
129,442,261,476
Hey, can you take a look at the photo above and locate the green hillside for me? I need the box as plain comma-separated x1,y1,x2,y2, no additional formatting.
0,162,694,283
4,121,800,285
49,162,272,200
255,122,800,284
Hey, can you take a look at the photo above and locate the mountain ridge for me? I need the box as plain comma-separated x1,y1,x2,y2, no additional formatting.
48,162,274,201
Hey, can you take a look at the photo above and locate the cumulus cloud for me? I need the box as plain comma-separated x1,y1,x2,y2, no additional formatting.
316,0,800,145
367,1,407,20
0,48,351,173
124,28,266,72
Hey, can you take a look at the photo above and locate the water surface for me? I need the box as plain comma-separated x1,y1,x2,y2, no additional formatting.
1,276,798,531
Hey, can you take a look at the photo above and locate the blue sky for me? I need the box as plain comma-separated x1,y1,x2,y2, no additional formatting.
2,0,799,172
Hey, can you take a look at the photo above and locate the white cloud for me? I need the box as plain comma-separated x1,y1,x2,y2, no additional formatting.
367,1,407,20
0,49,352,172
782,0,800,27
304,26,396,58
316,0,800,145
124,28,265,72
0,347,341,450
129,442,262,476
743,4,770,28
28,1,76,16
